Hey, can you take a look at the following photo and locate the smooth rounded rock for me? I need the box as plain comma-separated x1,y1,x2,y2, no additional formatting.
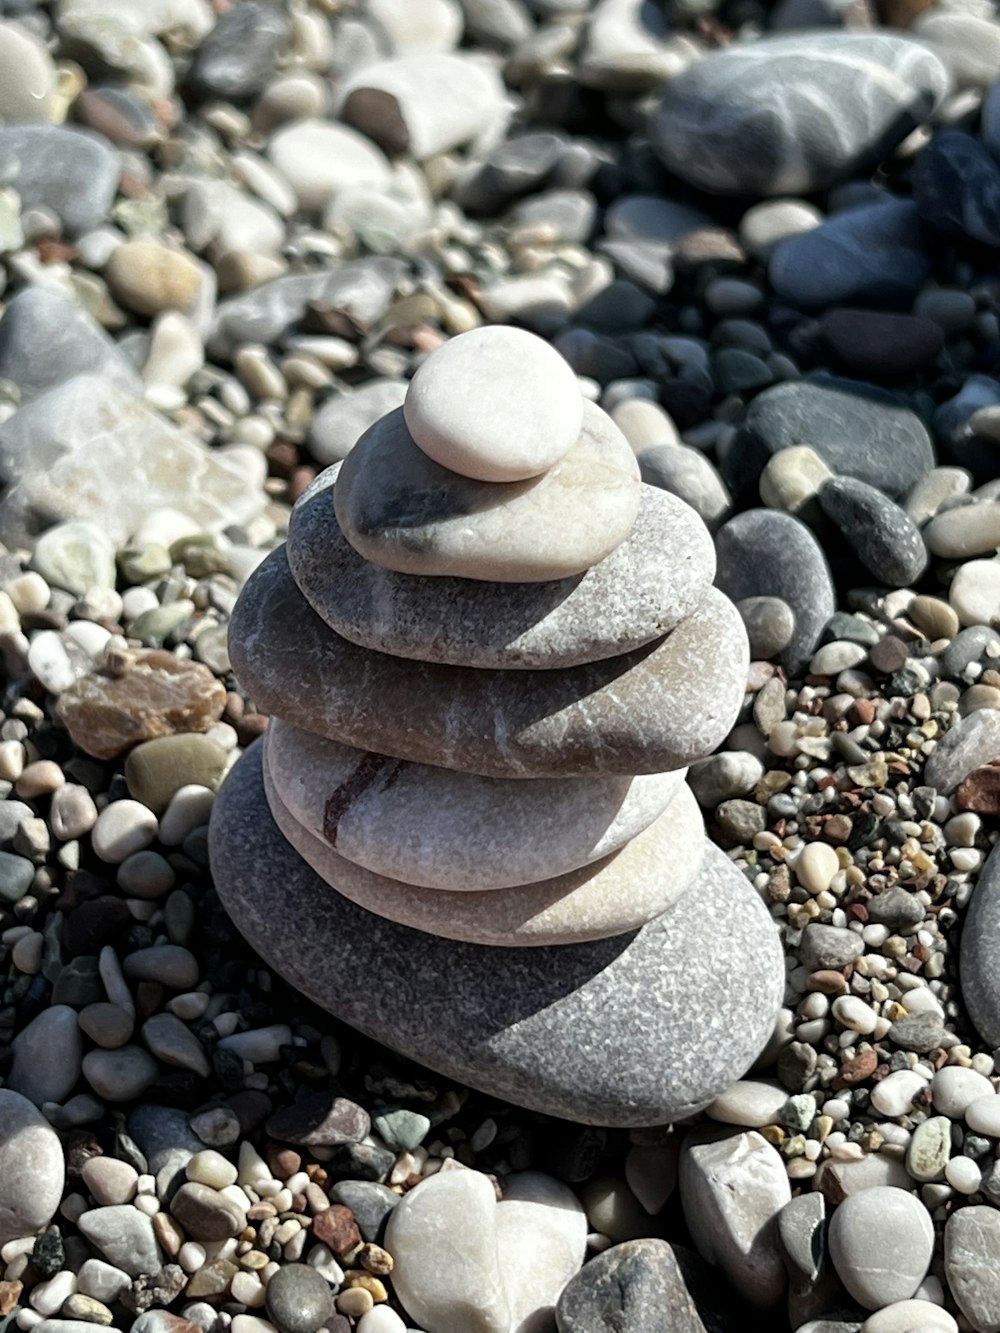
828,1186,934,1310
210,742,785,1126
307,380,407,466
334,402,641,582
0,1090,65,1246
860,1302,957,1333
0,20,57,122
404,326,583,482
265,719,686,890
651,33,949,196
267,119,392,212
959,840,1000,1049
949,559,1000,628
818,476,929,588
926,502,1000,558
230,547,749,778
636,444,732,532
265,1263,334,1333
555,1239,706,1333
7,1005,83,1107
264,754,703,945
288,469,715,668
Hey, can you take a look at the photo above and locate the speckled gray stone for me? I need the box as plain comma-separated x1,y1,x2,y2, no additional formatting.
636,445,732,532
287,469,715,668
924,710,1000,795
262,753,705,946
817,477,928,589
944,1206,1000,1333
555,1239,708,1333
0,1090,65,1246
229,546,749,779
960,840,1000,1048
209,742,785,1126
650,33,949,197
265,719,687,891
714,509,834,676
334,402,641,582
828,1187,933,1311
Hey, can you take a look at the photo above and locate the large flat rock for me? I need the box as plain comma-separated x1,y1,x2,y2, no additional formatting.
959,839,1000,1047
265,720,686,890
229,547,749,779
210,743,785,1126
288,470,715,669
263,752,705,945
334,402,641,582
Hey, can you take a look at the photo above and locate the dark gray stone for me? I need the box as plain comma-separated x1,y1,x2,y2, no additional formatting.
960,839,1000,1047
817,476,928,588
913,130,1000,248
866,887,925,932
769,199,933,309
209,743,785,1127
230,546,749,779
778,1193,826,1284
721,377,936,505
265,1264,334,1333
0,125,120,235
714,509,835,675
797,924,863,972
737,597,796,660
555,1239,708,1333
266,1093,370,1148
0,289,141,402
638,445,732,532
887,1012,945,1053
327,1181,398,1242
944,1207,1000,1333
287,470,715,669
0,850,35,904
207,259,407,358
455,132,566,213
650,32,948,196
188,0,289,101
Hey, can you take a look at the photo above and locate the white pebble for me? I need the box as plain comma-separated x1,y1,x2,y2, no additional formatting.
944,1155,981,1194
964,1094,1000,1136
870,1070,925,1119
178,1242,206,1273
794,841,840,895
832,996,877,1035
6,572,49,613
187,1150,238,1190
30,1270,77,1316
932,1067,995,1118
357,1309,407,1332
91,801,158,863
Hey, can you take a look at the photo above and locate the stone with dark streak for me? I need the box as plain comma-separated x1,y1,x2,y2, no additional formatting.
264,719,687,891
228,546,749,779
208,742,785,1126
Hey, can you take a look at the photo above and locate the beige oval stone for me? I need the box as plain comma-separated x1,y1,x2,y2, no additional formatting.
263,760,705,946
334,401,641,582
0,21,58,123
229,547,750,779
106,241,205,318
264,719,687,890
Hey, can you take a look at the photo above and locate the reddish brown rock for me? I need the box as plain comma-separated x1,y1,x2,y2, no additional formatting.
57,649,226,759
956,765,1000,816
312,1205,362,1258
834,1049,878,1089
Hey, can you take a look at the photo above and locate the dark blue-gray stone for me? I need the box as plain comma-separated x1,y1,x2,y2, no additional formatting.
817,476,928,588
912,130,1000,248
721,377,935,505
960,839,1000,1046
209,743,784,1127
188,0,290,101
933,375,1000,483
651,32,949,196
555,1239,708,1333
0,290,141,402
769,199,934,309
0,125,120,235
327,1181,398,1242
0,850,34,904
715,508,835,675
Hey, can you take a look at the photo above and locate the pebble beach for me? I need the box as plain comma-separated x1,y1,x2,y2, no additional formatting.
3,1,1000,1331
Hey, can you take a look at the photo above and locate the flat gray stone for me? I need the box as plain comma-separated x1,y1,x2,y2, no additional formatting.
209,742,785,1126
287,469,716,668
650,32,949,196
0,1090,65,1246
263,752,704,946
77,1205,164,1278
714,509,835,676
265,718,687,890
945,1206,1000,1333
924,710,1000,794
0,289,141,402
960,839,1000,1048
555,1239,709,1333
229,547,749,779
817,477,928,589
7,1004,83,1107
307,379,407,466
0,125,121,235
334,402,641,582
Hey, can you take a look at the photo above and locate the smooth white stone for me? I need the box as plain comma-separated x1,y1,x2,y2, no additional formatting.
829,1186,933,1311
870,1070,925,1119
707,1080,789,1128
266,119,392,212
965,1094,1000,1136
932,1067,995,1118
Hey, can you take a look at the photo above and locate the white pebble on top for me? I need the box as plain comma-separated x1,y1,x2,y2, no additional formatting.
402,325,584,482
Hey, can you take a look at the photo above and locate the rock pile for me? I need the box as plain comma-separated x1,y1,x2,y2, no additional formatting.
211,326,785,1126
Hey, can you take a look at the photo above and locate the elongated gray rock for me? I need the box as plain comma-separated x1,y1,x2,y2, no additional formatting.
0,1090,65,1246
229,547,749,779
287,469,716,668
924,710,1000,795
209,743,785,1126
334,402,641,582
0,289,142,402
265,720,687,890
651,32,949,196
960,839,1000,1048
263,757,703,946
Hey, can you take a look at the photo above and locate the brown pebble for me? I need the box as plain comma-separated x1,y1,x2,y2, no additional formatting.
0,1281,22,1316
847,698,876,727
806,970,850,995
358,1243,393,1277
236,713,270,746
312,1205,362,1258
956,766,1000,816
266,1145,302,1179
822,814,853,844
833,1049,878,1089
868,636,910,675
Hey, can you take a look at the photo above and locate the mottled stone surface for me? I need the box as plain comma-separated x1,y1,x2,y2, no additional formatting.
263,756,704,945
945,1206,1000,1333
817,477,929,588
722,378,936,506
0,1090,65,1246
828,1187,933,1311
651,33,949,196
287,470,715,668
334,402,641,582
209,743,785,1126
265,720,687,891
924,710,1000,795
229,547,749,778
960,840,1000,1049
555,1239,709,1333
714,509,834,676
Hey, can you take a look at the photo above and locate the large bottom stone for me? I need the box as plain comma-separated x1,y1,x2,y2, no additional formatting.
262,755,705,946
210,743,785,1126
959,839,1000,1047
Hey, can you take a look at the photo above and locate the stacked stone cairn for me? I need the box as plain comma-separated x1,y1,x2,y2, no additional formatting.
211,326,786,1126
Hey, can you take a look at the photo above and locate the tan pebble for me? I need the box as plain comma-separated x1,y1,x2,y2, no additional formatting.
336,1287,374,1317
106,240,205,317
794,842,840,895
358,1243,393,1276
153,1211,185,1256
